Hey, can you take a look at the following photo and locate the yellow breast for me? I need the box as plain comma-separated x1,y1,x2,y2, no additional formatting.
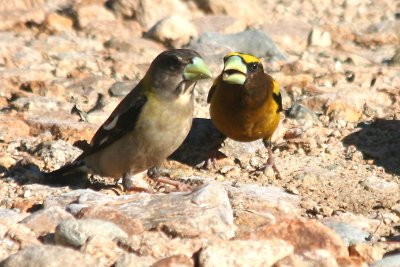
210,84,280,142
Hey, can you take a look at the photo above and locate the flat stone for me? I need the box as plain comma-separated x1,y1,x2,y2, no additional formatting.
224,183,301,214
55,219,128,248
43,189,112,209
66,183,235,239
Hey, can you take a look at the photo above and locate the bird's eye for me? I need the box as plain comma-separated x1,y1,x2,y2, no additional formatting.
249,63,258,72
166,56,181,71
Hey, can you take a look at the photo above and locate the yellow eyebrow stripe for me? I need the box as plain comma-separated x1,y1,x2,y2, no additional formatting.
225,52,261,64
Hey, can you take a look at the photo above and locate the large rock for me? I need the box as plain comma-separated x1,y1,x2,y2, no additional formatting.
199,239,293,267
147,15,197,48
189,29,287,66
0,245,97,267
78,183,235,239
46,183,235,239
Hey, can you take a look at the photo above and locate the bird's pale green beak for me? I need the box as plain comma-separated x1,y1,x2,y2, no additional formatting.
183,57,212,81
222,55,247,85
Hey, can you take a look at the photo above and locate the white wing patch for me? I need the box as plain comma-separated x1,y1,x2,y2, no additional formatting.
103,115,119,130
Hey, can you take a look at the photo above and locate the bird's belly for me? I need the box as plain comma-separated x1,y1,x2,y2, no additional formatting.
87,96,193,178
211,104,279,142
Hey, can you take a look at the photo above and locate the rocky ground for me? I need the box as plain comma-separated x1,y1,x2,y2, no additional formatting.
0,0,400,266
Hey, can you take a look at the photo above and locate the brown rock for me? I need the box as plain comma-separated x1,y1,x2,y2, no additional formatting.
81,235,124,267
26,113,97,142
147,15,197,48
152,255,194,267
234,210,292,238
20,206,74,236
199,239,293,267
125,231,209,259
275,251,367,267
0,8,45,31
44,12,74,33
0,114,30,143
76,4,115,28
349,243,385,264
78,205,144,235
0,222,40,262
242,218,348,258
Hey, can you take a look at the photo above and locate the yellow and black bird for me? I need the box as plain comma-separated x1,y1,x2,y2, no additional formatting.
207,52,282,177
44,49,212,190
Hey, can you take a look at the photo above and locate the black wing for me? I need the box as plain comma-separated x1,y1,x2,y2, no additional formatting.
78,83,147,159
273,91,283,112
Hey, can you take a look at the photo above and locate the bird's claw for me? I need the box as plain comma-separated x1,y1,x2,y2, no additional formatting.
156,177,192,192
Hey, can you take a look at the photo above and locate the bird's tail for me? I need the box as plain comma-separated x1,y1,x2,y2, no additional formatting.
42,160,89,185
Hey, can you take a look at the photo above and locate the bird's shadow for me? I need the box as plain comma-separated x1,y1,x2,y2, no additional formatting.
342,119,400,176
169,118,226,167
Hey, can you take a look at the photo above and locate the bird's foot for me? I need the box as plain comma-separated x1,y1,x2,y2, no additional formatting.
196,150,225,170
147,166,191,192
200,157,219,170
263,157,281,179
155,177,192,192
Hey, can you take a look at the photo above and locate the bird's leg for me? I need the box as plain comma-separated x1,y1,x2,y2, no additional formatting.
200,150,220,170
122,173,153,193
262,139,281,179
147,166,191,192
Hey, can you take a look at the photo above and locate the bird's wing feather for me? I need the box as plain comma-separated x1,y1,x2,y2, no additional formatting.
78,82,148,159
271,79,283,112
272,91,283,112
